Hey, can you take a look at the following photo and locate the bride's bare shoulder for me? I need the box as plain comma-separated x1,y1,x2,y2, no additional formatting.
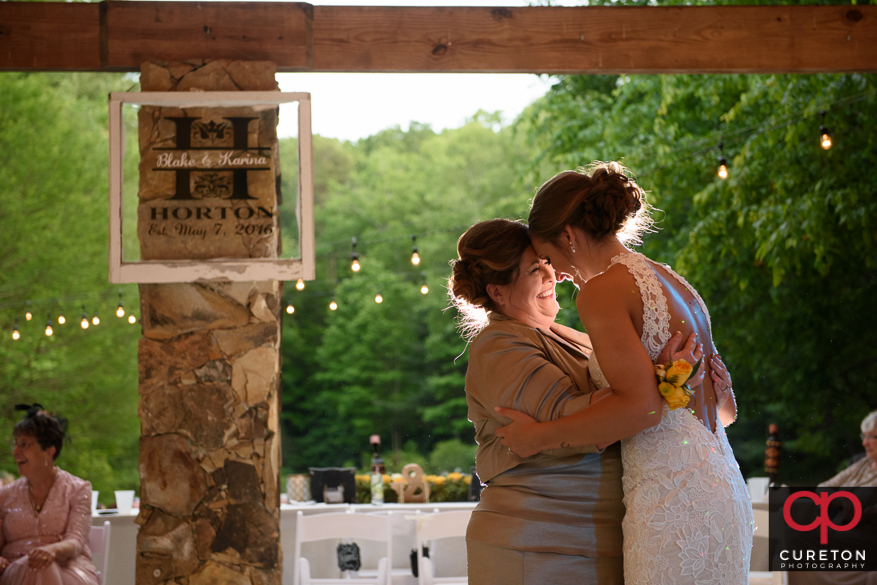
577,264,638,313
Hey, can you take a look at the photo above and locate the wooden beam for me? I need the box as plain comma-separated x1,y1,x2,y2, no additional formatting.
312,5,877,74
1,2,874,74
104,2,313,71
0,3,100,70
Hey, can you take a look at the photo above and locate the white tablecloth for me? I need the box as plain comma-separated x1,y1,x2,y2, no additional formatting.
92,502,476,585
91,500,767,584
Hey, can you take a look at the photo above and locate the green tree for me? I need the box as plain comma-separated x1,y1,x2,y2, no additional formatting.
279,116,536,473
523,71,877,483
0,73,141,503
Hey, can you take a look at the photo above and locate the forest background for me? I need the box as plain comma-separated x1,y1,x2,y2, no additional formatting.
0,55,874,503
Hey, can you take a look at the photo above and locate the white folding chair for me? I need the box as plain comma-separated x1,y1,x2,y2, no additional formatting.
89,520,111,585
293,510,393,585
415,510,471,585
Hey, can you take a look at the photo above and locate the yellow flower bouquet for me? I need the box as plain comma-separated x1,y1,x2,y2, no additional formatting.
654,358,701,411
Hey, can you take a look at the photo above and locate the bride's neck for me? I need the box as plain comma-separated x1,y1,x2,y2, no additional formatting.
578,237,629,280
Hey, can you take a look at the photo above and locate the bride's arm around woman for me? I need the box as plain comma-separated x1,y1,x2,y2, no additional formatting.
496,162,752,585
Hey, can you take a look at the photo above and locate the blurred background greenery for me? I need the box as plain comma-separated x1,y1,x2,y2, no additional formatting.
1,63,874,504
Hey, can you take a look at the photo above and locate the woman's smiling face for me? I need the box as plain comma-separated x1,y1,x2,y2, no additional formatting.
12,433,53,476
490,245,559,329
531,236,576,285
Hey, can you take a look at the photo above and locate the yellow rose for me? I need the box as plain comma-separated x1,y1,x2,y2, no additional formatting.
666,359,694,385
664,385,690,410
658,382,677,397
447,472,463,482
382,474,391,485
428,476,446,485
464,475,472,485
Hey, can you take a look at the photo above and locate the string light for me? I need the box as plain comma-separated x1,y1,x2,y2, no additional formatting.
296,278,306,291
92,311,100,326
410,235,420,265
80,306,89,330
420,272,429,295
116,289,125,318
329,298,338,311
128,314,137,324
12,319,20,341
25,301,32,321
819,110,832,150
286,304,295,314
717,142,728,180
45,315,53,337
351,237,361,272
57,311,66,325
375,292,383,304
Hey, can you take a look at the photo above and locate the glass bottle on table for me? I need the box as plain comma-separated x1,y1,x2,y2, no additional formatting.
370,434,385,505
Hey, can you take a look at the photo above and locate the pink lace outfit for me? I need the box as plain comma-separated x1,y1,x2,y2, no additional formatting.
0,470,98,585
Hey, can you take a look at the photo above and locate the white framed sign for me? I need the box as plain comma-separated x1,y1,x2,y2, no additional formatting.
108,91,314,283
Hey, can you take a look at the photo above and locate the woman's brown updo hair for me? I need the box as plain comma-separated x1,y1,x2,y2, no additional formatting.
449,219,531,339
529,161,651,246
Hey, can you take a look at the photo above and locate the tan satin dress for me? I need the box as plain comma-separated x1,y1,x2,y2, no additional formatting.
465,313,625,585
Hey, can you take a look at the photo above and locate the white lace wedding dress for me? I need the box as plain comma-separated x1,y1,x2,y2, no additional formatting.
589,251,753,585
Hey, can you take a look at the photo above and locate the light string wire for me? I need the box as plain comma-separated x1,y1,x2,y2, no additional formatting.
634,88,876,179
6,88,874,324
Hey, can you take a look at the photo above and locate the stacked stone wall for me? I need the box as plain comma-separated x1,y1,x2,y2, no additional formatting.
136,60,283,585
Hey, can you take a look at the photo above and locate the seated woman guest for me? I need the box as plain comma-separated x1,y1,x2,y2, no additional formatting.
819,409,877,487
450,219,726,585
0,405,99,585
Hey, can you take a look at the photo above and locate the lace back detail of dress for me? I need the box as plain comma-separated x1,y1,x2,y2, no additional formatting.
610,252,671,362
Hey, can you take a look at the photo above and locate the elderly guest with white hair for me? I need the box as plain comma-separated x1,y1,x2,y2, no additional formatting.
818,409,877,488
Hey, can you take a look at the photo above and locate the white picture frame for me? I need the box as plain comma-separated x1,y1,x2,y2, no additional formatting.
108,91,314,283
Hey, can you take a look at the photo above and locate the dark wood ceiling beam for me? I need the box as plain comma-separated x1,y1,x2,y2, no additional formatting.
0,2,874,74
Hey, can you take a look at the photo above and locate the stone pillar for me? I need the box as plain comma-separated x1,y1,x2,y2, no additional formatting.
135,60,283,585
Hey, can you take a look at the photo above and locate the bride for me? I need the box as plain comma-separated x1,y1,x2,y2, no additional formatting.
495,162,753,585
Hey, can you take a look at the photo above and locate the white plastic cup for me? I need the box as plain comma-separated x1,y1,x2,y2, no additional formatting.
747,477,770,503
115,490,136,515
91,491,99,514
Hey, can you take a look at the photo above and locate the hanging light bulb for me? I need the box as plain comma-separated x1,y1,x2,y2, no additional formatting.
350,237,361,272
411,235,420,265
329,298,338,311
128,314,137,324
92,311,100,326
12,319,20,340
25,301,32,321
116,288,125,317
420,272,429,295
80,307,89,330
57,312,66,325
286,304,295,314
45,315,53,337
375,292,383,304
296,278,306,291
717,142,728,180
819,110,832,150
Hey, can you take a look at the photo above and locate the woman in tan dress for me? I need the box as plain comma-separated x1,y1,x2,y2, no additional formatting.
449,219,726,585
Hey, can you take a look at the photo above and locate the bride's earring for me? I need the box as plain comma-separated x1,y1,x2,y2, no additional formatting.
570,241,576,254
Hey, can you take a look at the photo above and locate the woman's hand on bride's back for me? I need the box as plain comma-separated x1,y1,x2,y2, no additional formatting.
494,408,542,458
658,331,706,387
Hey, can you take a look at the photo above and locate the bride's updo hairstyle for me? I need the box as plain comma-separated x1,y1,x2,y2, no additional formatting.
528,161,652,247
449,219,531,339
